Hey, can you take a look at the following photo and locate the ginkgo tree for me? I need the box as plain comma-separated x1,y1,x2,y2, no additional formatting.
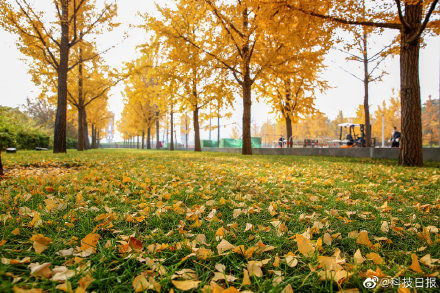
0,0,118,153
121,54,166,150
256,6,332,147
145,1,234,152
265,0,440,165
156,0,319,154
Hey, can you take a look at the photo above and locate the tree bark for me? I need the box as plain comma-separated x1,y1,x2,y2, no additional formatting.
142,131,145,149
91,125,95,148
363,28,372,147
285,115,293,148
241,7,252,155
193,107,202,152
170,110,175,151
156,112,160,149
147,128,151,149
0,151,3,176
83,109,90,149
78,106,85,151
53,2,70,153
399,4,423,166
242,75,252,155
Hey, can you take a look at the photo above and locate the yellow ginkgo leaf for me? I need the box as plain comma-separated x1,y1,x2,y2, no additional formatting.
356,231,372,248
366,252,384,265
217,239,235,254
171,280,200,291
409,254,423,273
30,234,52,254
354,249,366,265
80,233,100,253
242,269,251,286
295,234,315,256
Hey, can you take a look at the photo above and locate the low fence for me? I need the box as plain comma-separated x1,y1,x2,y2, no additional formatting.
200,147,440,162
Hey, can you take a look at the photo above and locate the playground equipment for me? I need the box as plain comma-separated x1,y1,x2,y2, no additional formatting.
334,123,366,148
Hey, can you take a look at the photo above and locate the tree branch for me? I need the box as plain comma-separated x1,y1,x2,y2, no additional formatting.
407,0,439,43
394,0,410,31
288,4,402,30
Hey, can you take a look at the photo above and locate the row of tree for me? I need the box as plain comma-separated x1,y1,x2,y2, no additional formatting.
2,1,439,166
119,0,439,166
0,0,118,153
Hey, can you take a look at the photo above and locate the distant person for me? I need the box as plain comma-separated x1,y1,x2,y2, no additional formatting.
158,141,163,149
346,133,354,146
390,127,401,148
279,135,285,148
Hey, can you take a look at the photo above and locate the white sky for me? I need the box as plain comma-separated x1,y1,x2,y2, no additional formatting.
1,1,439,142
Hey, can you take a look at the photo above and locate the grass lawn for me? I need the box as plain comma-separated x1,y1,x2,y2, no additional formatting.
0,149,439,292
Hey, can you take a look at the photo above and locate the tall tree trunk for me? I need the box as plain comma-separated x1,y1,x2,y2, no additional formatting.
137,135,139,149
284,79,293,148
147,128,151,149
77,40,85,151
241,6,252,155
97,130,100,148
242,75,252,155
53,2,70,153
78,106,85,151
142,131,145,149
0,151,3,176
156,112,160,149
170,110,175,151
91,125,95,149
82,108,90,150
193,107,201,152
363,28,372,147
285,115,293,148
399,4,423,166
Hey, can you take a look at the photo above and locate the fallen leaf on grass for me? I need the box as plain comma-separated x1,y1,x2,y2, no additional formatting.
2,257,31,265
172,269,198,280
318,256,343,271
242,269,251,286
296,234,315,256
217,239,235,254
29,263,52,278
79,233,99,255
409,254,423,273
172,280,200,291
55,282,72,292
323,233,332,245
285,254,298,268
30,234,52,254
281,284,294,293
78,274,94,290
420,254,438,268
12,287,43,293
56,248,74,257
354,249,366,265
366,253,384,265
381,221,389,233
356,231,372,248
318,270,351,284
51,266,75,282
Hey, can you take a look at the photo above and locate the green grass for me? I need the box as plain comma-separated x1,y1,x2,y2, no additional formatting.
0,149,439,292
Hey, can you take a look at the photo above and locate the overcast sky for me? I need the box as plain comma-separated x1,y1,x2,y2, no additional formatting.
1,1,439,142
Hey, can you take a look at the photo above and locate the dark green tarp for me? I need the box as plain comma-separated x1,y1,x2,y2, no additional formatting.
218,137,262,148
201,140,218,147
